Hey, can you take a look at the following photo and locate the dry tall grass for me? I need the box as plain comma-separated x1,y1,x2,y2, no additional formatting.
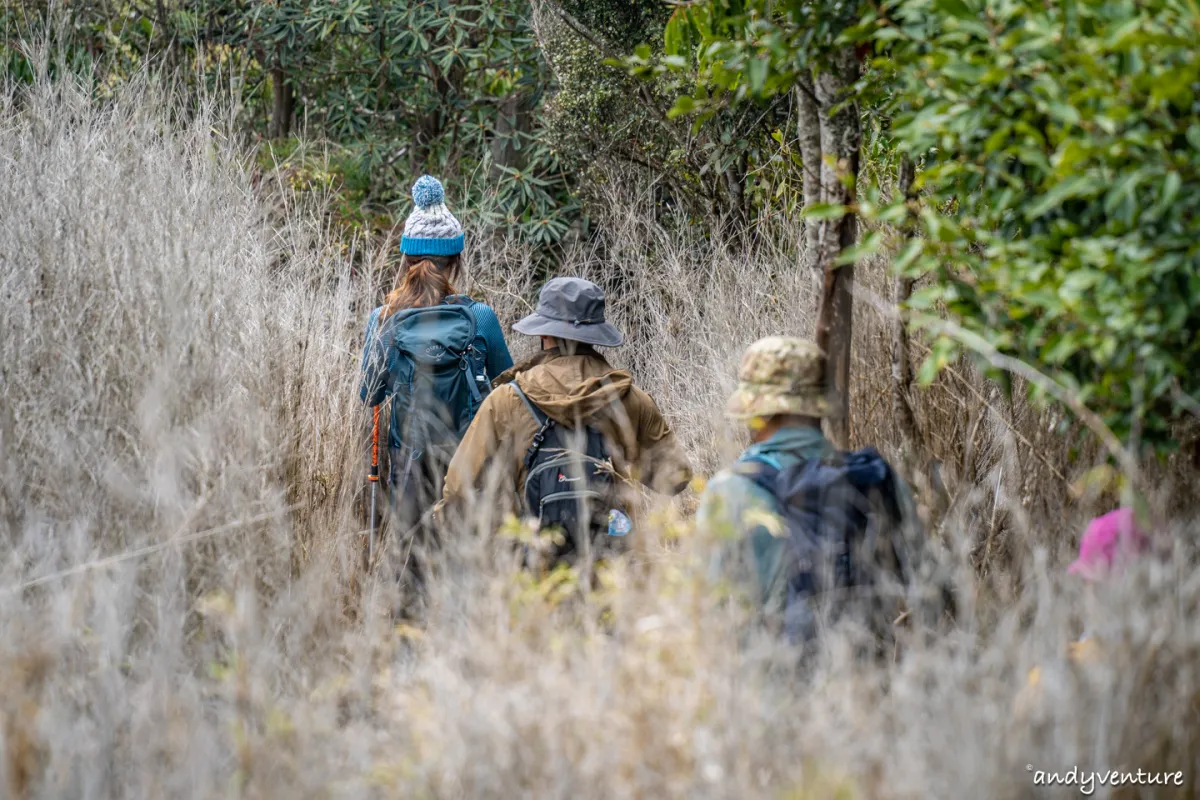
3,71,1198,799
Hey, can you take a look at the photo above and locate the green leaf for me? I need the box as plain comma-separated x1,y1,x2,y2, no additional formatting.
802,203,846,220
917,336,959,385
667,95,697,119
933,0,975,20
1042,333,1079,364
917,353,941,386
747,56,768,95
664,9,691,57
835,232,883,265
1047,102,1081,127
1186,125,1200,152
1025,175,1096,219
1160,171,1181,209
941,60,986,83
892,238,924,274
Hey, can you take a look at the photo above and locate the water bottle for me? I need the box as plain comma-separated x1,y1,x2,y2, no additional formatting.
607,509,632,537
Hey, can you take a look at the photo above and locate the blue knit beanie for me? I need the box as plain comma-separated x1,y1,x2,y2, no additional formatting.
400,175,464,256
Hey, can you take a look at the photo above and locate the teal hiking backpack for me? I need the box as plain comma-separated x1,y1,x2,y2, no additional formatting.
384,295,490,454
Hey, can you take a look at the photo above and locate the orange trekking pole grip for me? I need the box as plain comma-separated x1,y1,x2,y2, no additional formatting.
368,404,381,565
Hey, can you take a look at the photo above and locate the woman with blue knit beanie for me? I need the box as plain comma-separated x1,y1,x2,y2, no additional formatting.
359,176,513,590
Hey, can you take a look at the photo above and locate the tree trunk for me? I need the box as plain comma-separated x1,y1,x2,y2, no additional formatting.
794,74,823,274
155,0,177,70
489,91,531,180
892,155,921,454
375,1,389,115
270,67,294,140
722,149,749,231
812,48,862,449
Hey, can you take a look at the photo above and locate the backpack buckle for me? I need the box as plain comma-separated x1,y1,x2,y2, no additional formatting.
524,423,551,471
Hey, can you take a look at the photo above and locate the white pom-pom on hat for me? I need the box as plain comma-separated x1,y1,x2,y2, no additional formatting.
411,175,445,209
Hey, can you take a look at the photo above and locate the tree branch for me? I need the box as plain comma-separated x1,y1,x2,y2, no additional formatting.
850,279,1141,484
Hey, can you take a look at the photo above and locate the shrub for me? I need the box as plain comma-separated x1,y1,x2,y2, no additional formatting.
871,0,1200,455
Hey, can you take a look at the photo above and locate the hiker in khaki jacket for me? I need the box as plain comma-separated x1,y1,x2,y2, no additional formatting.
441,277,692,535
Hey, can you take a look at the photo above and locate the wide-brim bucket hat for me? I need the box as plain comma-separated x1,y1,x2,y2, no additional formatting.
726,336,831,420
513,277,624,348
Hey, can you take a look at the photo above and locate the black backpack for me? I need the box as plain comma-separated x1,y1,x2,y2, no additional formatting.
511,381,621,562
737,447,913,645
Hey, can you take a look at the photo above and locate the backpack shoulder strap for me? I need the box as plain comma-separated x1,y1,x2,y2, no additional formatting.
511,381,553,471
510,381,548,426
840,447,904,525
445,298,479,336
733,454,784,500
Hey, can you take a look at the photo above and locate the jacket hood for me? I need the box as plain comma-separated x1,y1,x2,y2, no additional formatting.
496,348,633,426
741,425,830,462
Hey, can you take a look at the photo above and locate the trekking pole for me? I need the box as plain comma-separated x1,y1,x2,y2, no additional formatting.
368,404,381,567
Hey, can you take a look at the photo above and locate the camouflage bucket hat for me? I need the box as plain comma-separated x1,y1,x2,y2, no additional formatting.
726,336,830,420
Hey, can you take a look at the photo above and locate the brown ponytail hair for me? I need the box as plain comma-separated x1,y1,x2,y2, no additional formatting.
382,253,462,318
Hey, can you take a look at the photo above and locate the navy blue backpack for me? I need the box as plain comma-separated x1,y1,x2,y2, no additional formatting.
738,447,911,644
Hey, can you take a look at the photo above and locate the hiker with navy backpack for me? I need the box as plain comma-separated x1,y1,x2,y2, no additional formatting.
699,336,930,656
360,176,513,573
440,277,692,570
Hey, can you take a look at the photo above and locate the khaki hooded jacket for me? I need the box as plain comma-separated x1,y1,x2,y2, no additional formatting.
441,347,692,519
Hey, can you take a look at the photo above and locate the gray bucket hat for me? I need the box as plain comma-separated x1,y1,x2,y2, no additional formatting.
513,277,624,347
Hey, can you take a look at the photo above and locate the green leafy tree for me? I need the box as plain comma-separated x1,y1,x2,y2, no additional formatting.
4,0,577,246
865,0,1200,456
539,0,791,229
